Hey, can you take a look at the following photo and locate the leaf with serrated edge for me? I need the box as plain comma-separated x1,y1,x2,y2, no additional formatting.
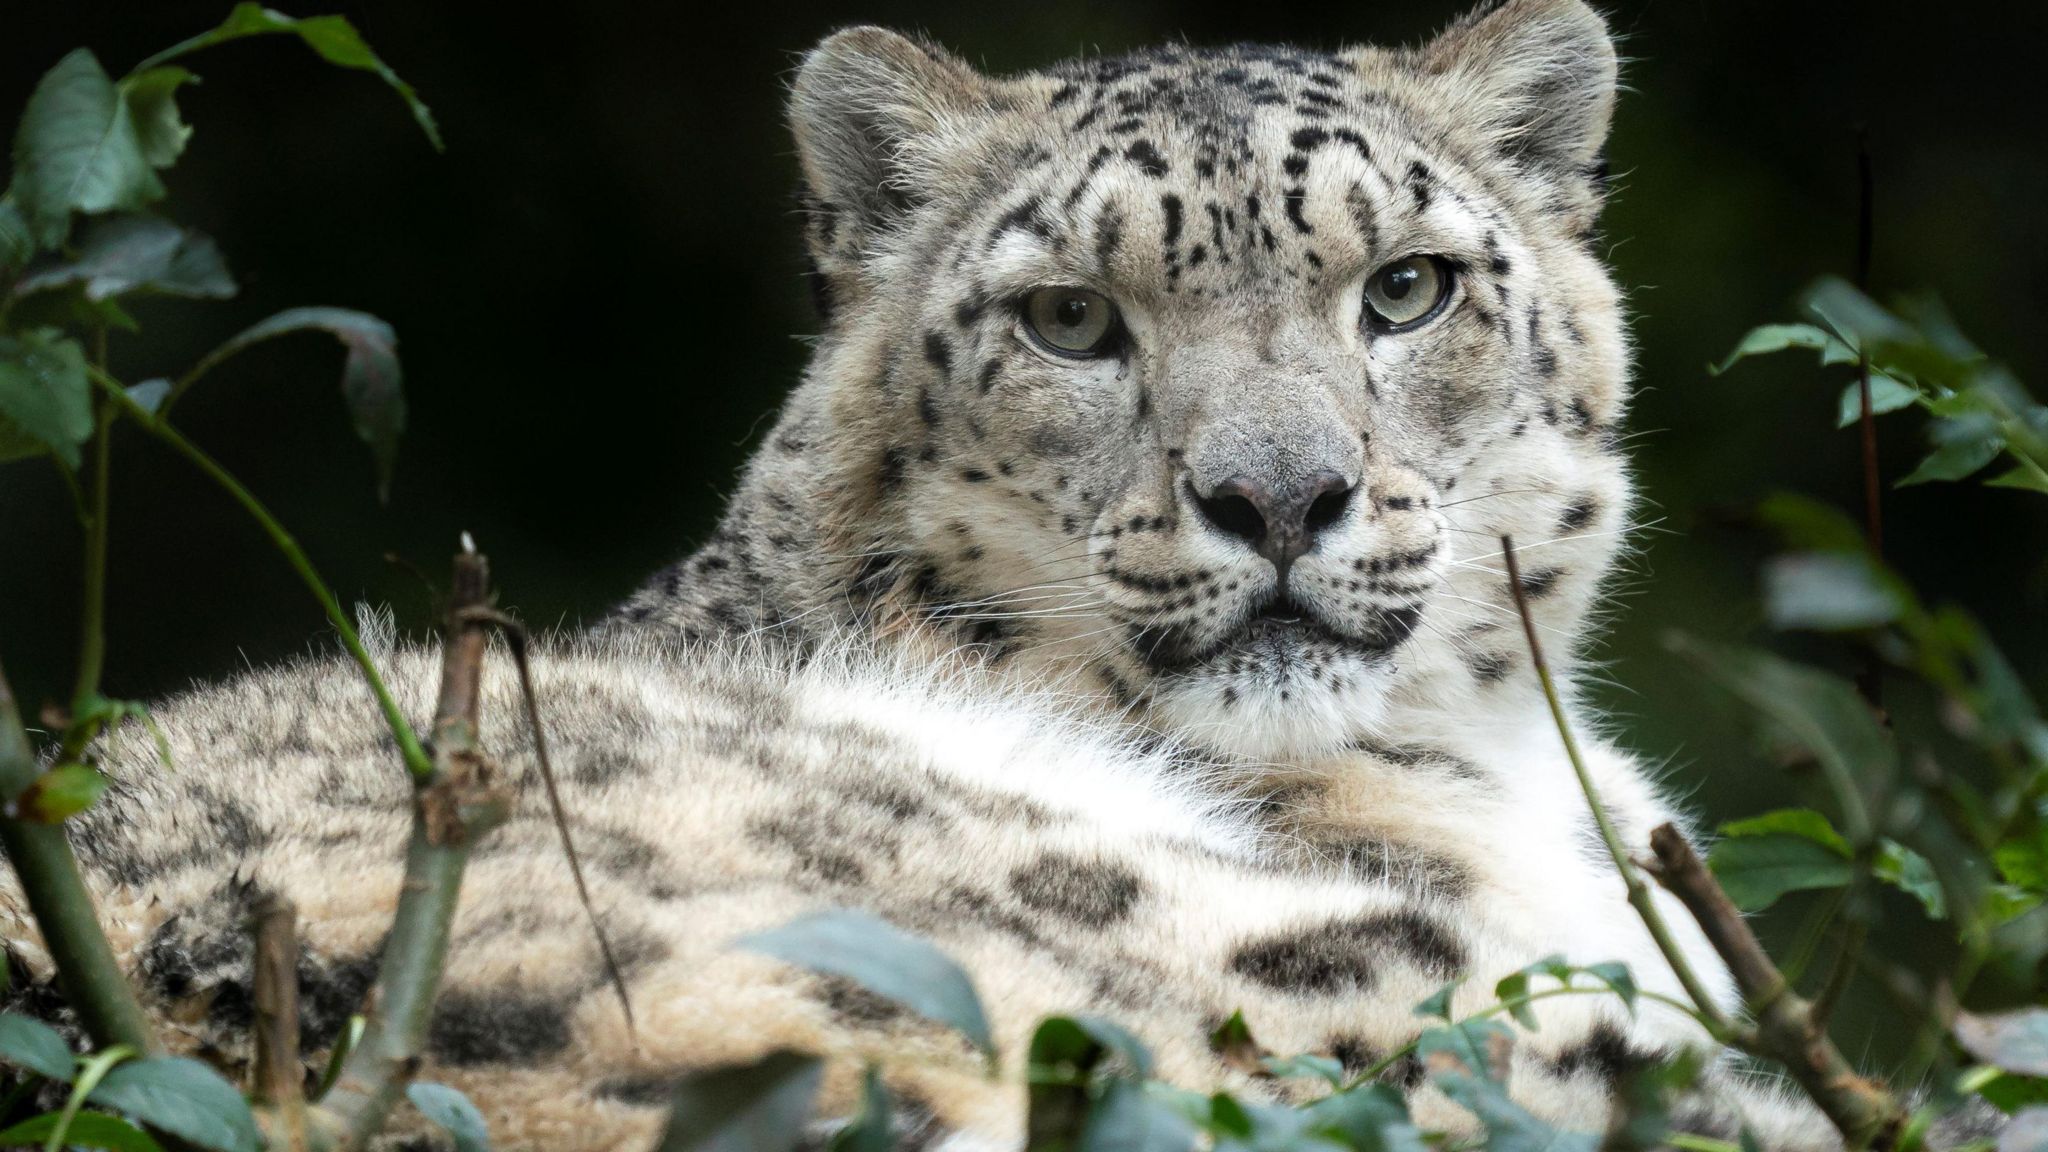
739,909,992,1056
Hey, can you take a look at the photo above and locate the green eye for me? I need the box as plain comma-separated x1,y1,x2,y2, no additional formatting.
1024,287,1120,357
1362,255,1452,331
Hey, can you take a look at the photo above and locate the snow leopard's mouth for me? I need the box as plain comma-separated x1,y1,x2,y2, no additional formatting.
1129,593,1422,676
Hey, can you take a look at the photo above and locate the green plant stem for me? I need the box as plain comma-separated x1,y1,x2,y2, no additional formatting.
57,398,114,766
1498,535,1736,1039
1353,984,1707,1089
0,660,158,1055
90,366,433,780
312,547,510,1151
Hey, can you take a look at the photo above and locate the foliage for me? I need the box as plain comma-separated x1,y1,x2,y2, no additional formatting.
3,10,2045,1152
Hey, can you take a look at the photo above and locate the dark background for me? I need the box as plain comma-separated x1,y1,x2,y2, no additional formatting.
5,1,2045,1063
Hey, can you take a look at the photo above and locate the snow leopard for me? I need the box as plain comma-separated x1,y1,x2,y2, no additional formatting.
3,2,1852,1149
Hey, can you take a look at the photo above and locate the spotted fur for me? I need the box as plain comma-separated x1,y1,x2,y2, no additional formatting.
3,4,1846,1149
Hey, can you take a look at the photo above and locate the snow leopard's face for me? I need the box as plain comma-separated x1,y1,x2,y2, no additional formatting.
787,0,1632,760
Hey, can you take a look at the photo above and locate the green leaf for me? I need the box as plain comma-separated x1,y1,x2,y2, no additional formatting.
1432,1069,1599,1152
1897,434,2003,487
1761,552,1910,631
0,200,30,275
1666,636,1893,837
1417,1019,1514,1082
828,1067,891,1152
1413,980,1463,1022
1719,809,1852,856
1971,1071,2048,1116
181,307,405,501
0,328,93,469
1754,493,1868,553
739,909,992,1057
133,4,443,151
1957,1012,2048,1078
1580,963,1639,1014
126,380,171,415
1707,834,1853,912
1834,373,1920,427
1876,840,1947,920
15,764,110,823
1260,1054,1345,1086
120,68,197,169
1709,323,1851,376
407,1083,490,1152
1207,1010,1266,1075
1076,1080,1198,1152
86,1057,261,1152
0,1112,166,1151
0,1013,74,1081
1304,1084,1428,1152
1985,465,2048,495
1803,277,1916,353
8,50,162,249
13,214,234,302
655,1051,823,1152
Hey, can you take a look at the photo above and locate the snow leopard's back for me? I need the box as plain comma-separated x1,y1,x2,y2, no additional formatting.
1,632,1823,1149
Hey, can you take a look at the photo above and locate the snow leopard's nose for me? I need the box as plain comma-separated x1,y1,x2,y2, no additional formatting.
1190,470,1356,580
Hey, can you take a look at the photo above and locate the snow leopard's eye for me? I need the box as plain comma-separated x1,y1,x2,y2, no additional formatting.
1023,287,1121,358
1362,255,1452,332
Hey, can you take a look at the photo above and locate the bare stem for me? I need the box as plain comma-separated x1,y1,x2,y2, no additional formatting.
1647,826,1904,1151
253,893,309,1151
314,546,511,1150
90,367,433,780
1499,535,1735,1038
0,658,158,1055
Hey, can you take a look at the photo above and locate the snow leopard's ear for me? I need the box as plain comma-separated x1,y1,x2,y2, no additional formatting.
1394,0,1618,204
790,28,994,267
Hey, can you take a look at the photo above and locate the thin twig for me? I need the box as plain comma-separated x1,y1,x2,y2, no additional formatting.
1647,826,1904,1151
90,368,434,780
457,606,636,1037
252,893,308,1151
0,658,158,1055
1499,535,1735,1038
314,543,512,1150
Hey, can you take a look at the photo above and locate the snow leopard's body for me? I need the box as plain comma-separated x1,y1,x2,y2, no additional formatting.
4,3,1843,1149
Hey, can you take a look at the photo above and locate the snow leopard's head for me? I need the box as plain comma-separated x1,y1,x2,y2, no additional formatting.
624,0,1634,762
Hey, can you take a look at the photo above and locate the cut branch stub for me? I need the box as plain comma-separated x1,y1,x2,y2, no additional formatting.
313,543,512,1151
